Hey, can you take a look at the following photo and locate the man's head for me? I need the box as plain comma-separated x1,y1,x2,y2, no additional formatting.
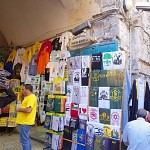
136,109,148,119
22,84,33,96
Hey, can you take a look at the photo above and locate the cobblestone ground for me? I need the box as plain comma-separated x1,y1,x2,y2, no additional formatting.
0,132,45,150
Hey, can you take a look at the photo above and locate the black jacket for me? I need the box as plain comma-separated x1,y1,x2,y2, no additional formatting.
0,88,17,108
129,80,150,121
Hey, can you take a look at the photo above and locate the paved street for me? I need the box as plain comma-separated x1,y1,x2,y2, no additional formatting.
0,132,45,150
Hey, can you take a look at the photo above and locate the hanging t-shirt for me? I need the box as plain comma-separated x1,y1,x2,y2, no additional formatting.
66,85,73,103
110,109,122,127
79,104,88,120
68,69,74,85
99,108,110,124
37,49,50,74
46,61,59,82
98,87,110,109
73,86,80,104
89,107,99,123
28,54,38,76
89,87,98,107
52,38,61,51
4,61,13,79
68,57,75,70
80,86,89,105
92,52,102,70
20,60,29,82
94,134,103,150
59,31,73,51
86,123,95,150
102,138,111,150
112,51,126,69
22,47,32,64
82,56,90,68
32,41,42,55
81,68,89,86
102,52,113,70
110,87,122,109
73,69,81,86
74,56,82,69
13,48,25,68
58,61,67,78
12,63,22,80
6,49,16,62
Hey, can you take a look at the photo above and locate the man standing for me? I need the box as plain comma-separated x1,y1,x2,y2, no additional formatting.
16,84,37,150
122,108,150,150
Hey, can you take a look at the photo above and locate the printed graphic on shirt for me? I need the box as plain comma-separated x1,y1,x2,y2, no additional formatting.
79,119,87,131
79,104,88,120
46,95,55,112
89,87,98,107
110,109,122,127
99,108,110,124
71,103,79,118
92,52,102,70
73,69,81,86
73,86,80,104
103,124,112,138
81,68,89,86
99,70,125,87
94,123,104,136
68,57,74,70
98,87,110,109
47,62,59,77
90,70,100,87
52,116,59,131
112,51,126,69
86,123,95,150
53,78,63,94
77,129,86,144
82,56,90,68
66,85,73,102
103,52,113,70
65,102,71,117
54,96,66,112
68,69,74,85
80,86,89,105
58,61,67,78
64,116,71,126
74,56,81,69
89,107,100,123
110,87,122,109
111,125,120,139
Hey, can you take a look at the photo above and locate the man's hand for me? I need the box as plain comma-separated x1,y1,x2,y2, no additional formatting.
16,107,21,112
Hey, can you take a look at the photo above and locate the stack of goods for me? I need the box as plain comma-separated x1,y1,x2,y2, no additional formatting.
0,69,11,89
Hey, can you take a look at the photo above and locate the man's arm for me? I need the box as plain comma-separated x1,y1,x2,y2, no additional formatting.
0,88,17,108
16,107,32,113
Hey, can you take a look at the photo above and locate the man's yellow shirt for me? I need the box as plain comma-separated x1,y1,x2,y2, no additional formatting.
16,94,37,125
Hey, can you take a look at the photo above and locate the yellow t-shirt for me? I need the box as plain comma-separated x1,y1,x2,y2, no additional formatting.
16,94,37,125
